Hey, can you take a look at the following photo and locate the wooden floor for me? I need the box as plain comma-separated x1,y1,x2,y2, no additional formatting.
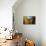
0,39,16,46
0,39,24,46
0,33,23,46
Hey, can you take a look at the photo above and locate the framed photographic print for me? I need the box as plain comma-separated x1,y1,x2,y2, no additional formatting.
23,16,36,24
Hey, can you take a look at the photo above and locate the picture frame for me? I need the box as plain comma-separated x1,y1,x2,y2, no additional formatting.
23,16,36,24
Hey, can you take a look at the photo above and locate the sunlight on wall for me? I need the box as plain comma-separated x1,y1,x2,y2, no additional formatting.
0,0,16,30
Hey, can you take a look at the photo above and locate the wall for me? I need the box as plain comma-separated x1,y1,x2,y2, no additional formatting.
0,0,16,30
41,0,46,46
0,0,16,38
13,0,41,46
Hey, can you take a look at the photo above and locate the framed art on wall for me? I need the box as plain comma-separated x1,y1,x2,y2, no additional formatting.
23,16,36,24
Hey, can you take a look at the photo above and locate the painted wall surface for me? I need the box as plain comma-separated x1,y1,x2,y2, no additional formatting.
13,0,41,46
41,0,46,46
0,0,16,29
0,0,16,38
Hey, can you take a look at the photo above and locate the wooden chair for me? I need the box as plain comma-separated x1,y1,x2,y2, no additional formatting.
25,40,35,46
14,33,23,46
